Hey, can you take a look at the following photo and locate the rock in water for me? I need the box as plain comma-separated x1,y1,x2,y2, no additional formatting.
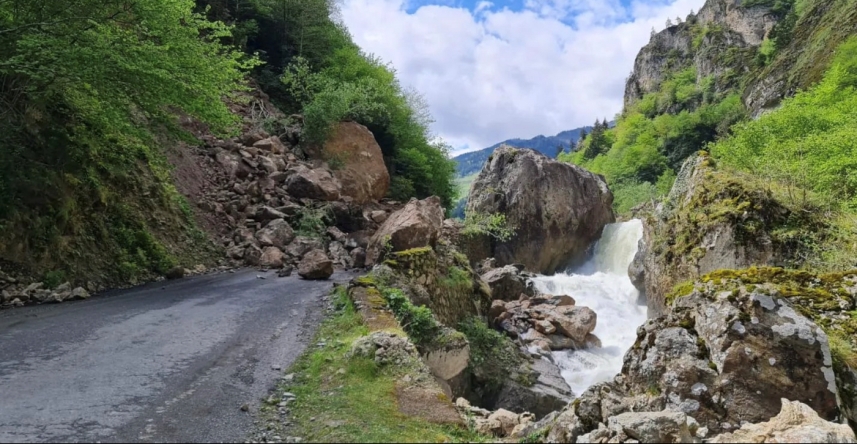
365,196,444,265
480,265,535,301
320,122,390,204
466,146,614,274
297,249,333,280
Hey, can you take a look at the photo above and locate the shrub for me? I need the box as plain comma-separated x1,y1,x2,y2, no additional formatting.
381,288,440,345
458,317,526,387
461,212,515,241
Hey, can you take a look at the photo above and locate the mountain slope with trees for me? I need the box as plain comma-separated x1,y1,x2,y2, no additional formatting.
561,0,857,214
0,0,456,288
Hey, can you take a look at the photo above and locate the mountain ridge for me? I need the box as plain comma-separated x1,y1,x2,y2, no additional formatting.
452,126,593,177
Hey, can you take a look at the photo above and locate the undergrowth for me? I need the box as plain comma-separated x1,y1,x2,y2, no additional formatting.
264,285,487,443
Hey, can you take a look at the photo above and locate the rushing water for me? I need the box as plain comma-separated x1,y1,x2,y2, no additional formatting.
530,219,646,397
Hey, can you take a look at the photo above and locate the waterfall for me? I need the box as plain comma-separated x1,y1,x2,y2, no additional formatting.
530,219,646,397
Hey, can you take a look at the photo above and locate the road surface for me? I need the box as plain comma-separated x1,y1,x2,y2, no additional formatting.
0,269,353,443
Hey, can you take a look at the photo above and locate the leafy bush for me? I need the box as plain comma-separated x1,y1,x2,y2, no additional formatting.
461,212,516,241
294,206,332,238
458,317,526,387
279,48,457,209
381,288,440,345
713,37,857,209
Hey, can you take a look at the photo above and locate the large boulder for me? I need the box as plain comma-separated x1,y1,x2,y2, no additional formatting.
320,122,390,204
285,164,341,201
365,196,444,265
493,357,574,419
632,154,806,317
255,219,295,250
709,399,856,443
466,146,614,274
297,249,333,280
545,278,843,440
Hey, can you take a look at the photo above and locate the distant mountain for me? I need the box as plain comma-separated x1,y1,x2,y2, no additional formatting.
452,126,593,177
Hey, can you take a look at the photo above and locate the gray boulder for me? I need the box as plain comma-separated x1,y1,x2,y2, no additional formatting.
297,249,333,280
466,146,614,274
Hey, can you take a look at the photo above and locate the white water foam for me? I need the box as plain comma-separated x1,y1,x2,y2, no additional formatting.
530,219,646,397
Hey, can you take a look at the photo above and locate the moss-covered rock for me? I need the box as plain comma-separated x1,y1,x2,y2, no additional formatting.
667,266,857,428
634,153,826,316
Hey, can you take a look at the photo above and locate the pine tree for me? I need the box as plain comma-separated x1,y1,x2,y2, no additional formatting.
666,18,673,28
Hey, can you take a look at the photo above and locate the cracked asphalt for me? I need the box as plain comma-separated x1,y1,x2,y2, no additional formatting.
0,269,353,443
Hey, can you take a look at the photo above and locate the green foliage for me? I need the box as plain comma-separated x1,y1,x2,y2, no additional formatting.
42,271,67,290
294,206,332,238
714,37,857,209
461,212,516,241
458,317,526,388
439,266,473,292
269,286,487,443
278,47,457,208
562,63,747,215
381,288,440,346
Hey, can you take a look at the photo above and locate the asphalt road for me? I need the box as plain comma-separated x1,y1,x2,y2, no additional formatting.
0,269,354,443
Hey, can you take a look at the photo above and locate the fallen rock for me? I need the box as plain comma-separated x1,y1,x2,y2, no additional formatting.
350,248,367,269
466,146,614,274
365,196,444,265
297,249,333,280
259,247,286,268
166,266,185,279
480,265,535,301
709,399,856,443
285,164,341,201
255,219,295,250
69,287,90,300
320,122,390,204
285,237,324,259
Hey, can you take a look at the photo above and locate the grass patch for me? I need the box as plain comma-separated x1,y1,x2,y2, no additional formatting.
268,286,486,443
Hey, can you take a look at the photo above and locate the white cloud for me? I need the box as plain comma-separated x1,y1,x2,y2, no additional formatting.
340,0,705,155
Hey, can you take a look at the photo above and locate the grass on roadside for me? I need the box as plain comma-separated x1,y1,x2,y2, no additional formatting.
264,285,488,443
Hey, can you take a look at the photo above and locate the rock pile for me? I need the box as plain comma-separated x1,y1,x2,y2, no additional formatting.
191,120,401,279
0,269,92,307
489,293,600,356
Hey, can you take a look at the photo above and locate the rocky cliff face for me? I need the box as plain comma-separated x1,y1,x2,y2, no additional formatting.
626,0,857,117
466,146,615,274
630,154,815,317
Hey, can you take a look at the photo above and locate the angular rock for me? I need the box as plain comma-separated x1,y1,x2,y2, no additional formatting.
285,164,341,201
165,266,186,280
481,265,535,302
709,399,856,443
255,219,295,250
297,249,333,280
320,122,390,204
349,248,367,269
494,358,573,419
466,146,614,274
549,306,597,343
69,287,90,300
259,247,285,268
255,206,286,224
285,237,324,259
370,210,388,224
365,196,444,265
253,136,287,154
606,410,695,443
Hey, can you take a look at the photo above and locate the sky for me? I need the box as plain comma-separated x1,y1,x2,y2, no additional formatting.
338,0,706,155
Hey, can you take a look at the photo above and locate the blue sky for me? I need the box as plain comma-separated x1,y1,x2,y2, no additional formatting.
340,0,705,154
